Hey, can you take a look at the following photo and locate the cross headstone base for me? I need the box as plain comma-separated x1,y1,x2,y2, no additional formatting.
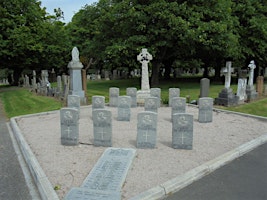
137,90,151,105
214,88,239,107
246,85,258,102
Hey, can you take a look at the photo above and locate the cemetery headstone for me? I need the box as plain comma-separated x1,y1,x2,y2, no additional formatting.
68,47,86,103
172,113,193,150
198,97,213,123
136,111,157,148
136,48,153,104
126,87,137,107
246,60,258,101
117,96,131,121
60,108,79,146
169,88,180,107
236,70,247,103
150,88,161,107
109,87,119,107
171,97,186,120
256,76,264,96
92,109,112,147
92,96,105,110
144,97,158,113
67,95,80,113
200,78,210,98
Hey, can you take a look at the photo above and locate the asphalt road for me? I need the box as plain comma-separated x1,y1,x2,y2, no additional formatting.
164,142,267,200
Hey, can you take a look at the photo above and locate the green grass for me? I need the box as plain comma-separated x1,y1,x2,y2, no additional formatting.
0,87,62,118
0,79,266,118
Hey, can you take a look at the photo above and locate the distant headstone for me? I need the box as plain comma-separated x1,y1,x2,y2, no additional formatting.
237,70,247,103
256,76,264,96
169,88,180,107
172,113,193,150
136,111,157,148
150,88,161,107
171,97,186,120
60,108,79,146
200,78,210,98
92,109,112,147
67,95,80,113
109,87,119,107
246,60,258,101
117,96,131,121
144,97,158,113
126,87,137,107
92,96,105,110
57,76,62,94
198,97,213,123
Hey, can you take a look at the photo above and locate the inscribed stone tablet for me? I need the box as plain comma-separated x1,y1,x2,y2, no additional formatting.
64,188,121,200
198,97,213,123
60,108,79,146
137,111,157,148
92,109,112,147
117,96,131,121
126,87,137,107
109,87,119,107
169,88,180,107
150,88,161,107
81,148,136,192
144,97,158,113
92,96,105,110
172,113,193,150
67,95,80,112
171,97,186,120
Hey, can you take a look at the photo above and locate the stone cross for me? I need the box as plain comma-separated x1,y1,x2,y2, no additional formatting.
248,60,256,86
137,48,152,91
222,61,232,89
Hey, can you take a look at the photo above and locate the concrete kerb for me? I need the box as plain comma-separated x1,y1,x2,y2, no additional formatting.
9,106,267,200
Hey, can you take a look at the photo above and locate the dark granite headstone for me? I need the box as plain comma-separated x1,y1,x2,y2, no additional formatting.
200,78,210,98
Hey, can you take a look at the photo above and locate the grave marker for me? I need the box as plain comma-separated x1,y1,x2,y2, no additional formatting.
126,87,137,107
150,88,161,107
169,88,180,107
92,96,105,110
172,113,193,150
144,97,158,113
67,95,80,113
200,78,210,98
109,87,119,107
198,97,213,123
92,109,112,147
136,111,157,148
117,96,131,121
171,97,186,120
60,108,79,146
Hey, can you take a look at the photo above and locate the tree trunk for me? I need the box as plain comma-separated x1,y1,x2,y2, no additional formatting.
151,62,161,87
13,68,23,86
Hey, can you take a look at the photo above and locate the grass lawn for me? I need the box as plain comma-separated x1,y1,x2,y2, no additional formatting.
1,79,266,118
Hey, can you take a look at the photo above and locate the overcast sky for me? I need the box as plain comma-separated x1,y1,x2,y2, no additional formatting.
41,0,98,23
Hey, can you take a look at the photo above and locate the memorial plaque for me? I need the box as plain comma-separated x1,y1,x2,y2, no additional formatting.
126,87,137,107
144,97,158,113
198,97,213,123
67,95,80,112
60,108,79,146
171,97,186,120
150,88,161,107
82,148,136,191
117,96,131,121
169,88,180,107
64,188,121,200
92,96,105,110
93,109,112,147
172,113,193,150
109,87,119,107
136,111,157,148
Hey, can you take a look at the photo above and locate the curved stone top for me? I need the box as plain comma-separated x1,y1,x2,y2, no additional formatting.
72,47,80,62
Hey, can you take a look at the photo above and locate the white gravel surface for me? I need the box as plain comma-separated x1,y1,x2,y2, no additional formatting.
16,105,267,199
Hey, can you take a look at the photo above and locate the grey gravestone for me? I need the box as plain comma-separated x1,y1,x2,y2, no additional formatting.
144,97,158,113
198,97,213,123
92,109,112,147
172,113,193,150
81,148,136,191
92,96,105,110
126,87,137,107
60,108,79,146
150,88,161,107
67,95,80,113
117,96,131,121
137,111,157,148
109,87,119,107
169,88,180,107
171,97,186,120
200,78,210,98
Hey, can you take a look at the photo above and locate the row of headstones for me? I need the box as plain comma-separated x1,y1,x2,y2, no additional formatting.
0,79,9,85
60,94,213,149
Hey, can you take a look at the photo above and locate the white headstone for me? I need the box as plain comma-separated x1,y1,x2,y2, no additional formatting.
248,60,256,86
137,48,152,91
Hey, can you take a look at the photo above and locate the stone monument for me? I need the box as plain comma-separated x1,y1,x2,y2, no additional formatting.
136,48,153,105
215,61,238,106
68,47,86,104
246,60,258,101
236,69,247,103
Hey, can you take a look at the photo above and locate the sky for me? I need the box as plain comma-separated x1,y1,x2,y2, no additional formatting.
40,0,98,23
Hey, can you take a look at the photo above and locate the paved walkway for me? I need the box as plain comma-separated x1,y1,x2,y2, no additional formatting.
165,142,267,200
